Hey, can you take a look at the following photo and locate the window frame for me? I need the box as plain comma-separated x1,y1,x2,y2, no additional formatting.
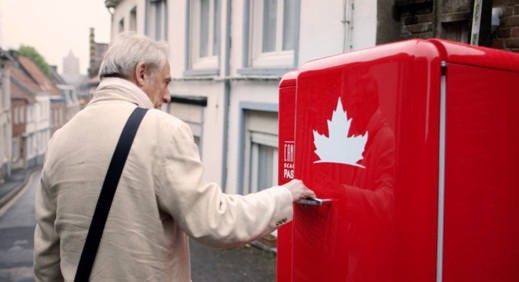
11,137,19,161
119,18,125,32
145,0,168,41
129,6,137,32
239,0,300,76
238,102,279,195
167,95,208,158
185,0,221,76
247,132,278,194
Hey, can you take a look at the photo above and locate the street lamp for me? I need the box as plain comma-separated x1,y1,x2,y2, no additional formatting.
104,0,121,15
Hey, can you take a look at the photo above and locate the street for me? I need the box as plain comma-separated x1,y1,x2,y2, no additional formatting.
0,170,276,282
0,171,38,282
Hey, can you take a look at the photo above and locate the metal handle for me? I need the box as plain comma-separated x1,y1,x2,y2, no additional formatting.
296,197,332,206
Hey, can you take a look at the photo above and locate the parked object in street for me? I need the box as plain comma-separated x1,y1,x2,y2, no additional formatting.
277,39,519,282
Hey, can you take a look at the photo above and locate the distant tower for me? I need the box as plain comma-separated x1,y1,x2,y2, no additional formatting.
88,28,108,78
62,50,80,84
63,51,79,77
89,27,95,77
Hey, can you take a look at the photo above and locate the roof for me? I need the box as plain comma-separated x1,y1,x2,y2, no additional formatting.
17,56,61,96
49,65,67,85
10,80,36,103
7,61,40,103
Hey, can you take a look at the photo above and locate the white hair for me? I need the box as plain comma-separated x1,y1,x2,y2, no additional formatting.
98,32,169,79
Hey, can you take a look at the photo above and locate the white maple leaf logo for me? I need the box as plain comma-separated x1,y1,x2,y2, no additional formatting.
312,97,368,168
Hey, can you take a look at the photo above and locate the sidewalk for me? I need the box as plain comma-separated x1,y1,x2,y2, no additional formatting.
190,239,276,282
0,167,35,210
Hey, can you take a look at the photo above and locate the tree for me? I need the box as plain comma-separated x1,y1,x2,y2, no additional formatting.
18,45,52,77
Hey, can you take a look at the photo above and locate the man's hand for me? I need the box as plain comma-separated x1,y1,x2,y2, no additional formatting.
282,179,316,202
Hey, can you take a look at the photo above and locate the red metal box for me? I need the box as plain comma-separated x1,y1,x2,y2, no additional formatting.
278,39,519,282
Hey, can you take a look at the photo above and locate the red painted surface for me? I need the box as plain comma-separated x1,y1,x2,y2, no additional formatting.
443,63,519,282
278,39,519,282
278,70,298,282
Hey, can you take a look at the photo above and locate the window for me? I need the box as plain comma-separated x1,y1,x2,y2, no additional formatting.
11,138,19,161
442,21,470,43
27,105,33,122
249,133,278,193
14,107,18,124
53,110,57,126
19,107,24,123
189,0,220,70
146,0,168,41
250,0,298,68
130,7,137,32
242,110,278,194
119,18,125,32
167,99,206,157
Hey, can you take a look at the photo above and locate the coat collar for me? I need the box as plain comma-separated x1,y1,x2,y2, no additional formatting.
90,77,154,109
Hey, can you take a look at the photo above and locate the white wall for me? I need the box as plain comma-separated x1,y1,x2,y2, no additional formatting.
169,0,187,78
110,0,144,38
108,0,380,194
299,0,378,67
170,79,225,184
352,0,378,50
225,79,279,194
298,0,345,66
0,65,11,177
229,0,245,76
30,95,50,164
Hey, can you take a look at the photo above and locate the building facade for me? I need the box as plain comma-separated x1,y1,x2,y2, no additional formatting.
106,0,391,196
395,0,519,50
17,56,54,166
49,95,66,135
7,59,37,169
84,28,110,108
57,84,80,123
0,50,12,181
104,0,517,208
104,0,518,249
7,54,51,169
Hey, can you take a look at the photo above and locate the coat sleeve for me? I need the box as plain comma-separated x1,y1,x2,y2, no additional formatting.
153,121,293,248
34,171,64,281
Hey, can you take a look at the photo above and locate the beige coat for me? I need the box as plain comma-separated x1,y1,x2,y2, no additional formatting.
34,78,293,281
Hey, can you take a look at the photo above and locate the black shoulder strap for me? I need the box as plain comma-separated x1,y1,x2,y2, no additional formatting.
74,107,148,282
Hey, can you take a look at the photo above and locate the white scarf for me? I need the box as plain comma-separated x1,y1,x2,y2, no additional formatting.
90,77,154,109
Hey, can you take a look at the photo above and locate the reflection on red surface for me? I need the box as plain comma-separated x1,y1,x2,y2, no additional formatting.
293,69,397,282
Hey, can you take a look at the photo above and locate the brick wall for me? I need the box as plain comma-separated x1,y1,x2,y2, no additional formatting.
397,2,435,39
396,0,519,53
492,1,519,52
396,0,474,42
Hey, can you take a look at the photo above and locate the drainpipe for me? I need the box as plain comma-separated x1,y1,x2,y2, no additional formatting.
221,0,232,190
342,0,354,52
470,0,483,45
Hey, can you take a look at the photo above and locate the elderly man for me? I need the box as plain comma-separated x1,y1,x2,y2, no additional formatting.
34,33,314,281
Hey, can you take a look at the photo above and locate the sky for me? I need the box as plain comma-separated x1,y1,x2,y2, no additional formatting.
0,0,111,75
